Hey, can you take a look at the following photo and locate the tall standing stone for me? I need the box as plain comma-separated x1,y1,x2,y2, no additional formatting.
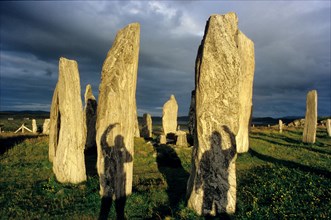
162,95,178,136
84,84,97,149
96,23,140,199
279,120,283,133
188,90,196,137
49,85,59,162
42,119,50,134
32,119,37,133
302,90,317,143
187,13,253,216
141,113,152,138
326,119,331,137
134,107,140,138
49,57,86,183
235,31,255,153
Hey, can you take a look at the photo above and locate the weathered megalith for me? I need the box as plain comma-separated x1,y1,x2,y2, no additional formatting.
279,120,283,133
96,23,140,200
326,119,331,137
188,90,196,137
187,13,253,216
162,95,178,136
84,84,97,149
32,119,37,133
49,85,59,162
302,90,317,143
134,108,140,138
49,57,87,183
235,31,255,153
176,130,188,147
42,119,50,134
141,113,152,138
159,134,167,144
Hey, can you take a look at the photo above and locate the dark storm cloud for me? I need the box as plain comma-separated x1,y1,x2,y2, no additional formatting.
0,1,330,117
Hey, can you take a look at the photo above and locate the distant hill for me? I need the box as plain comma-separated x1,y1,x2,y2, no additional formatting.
0,111,50,119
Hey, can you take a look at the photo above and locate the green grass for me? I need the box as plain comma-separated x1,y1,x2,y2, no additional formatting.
0,127,330,219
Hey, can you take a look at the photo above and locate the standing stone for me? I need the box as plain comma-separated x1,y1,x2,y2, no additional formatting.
49,85,59,162
279,120,283,133
50,57,86,183
32,119,37,133
326,119,331,137
188,90,196,137
176,130,188,147
162,95,178,136
141,113,152,138
187,13,252,216
42,119,50,134
96,23,140,199
84,84,97,149
303,90,317,143
134,109,140,138
159,134,167,144
235,31,255,153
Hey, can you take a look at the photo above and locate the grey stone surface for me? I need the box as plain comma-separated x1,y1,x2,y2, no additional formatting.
42,119,50,135
279,120,283,133
50,57,87,183
187,13,253,216
176,130,188,147
32,119,37,133
326,119,331,137
235,31,255,153
141,113,152,138
302,90,317,143
162,95,178,136
188,90,196,137
159,134,167,144
96,23,140,199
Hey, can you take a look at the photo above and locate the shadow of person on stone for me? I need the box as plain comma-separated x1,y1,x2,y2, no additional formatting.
195,126,237,218
99,124,133,220
154,143,190,213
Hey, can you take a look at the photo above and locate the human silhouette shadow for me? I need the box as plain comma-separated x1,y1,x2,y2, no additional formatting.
99,124,133,220
154,143,190,213
194,126,236,217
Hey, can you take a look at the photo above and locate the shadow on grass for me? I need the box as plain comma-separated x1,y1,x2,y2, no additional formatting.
249,149,331,179
154,143,190,216
0,134,39,155
251,136,331,156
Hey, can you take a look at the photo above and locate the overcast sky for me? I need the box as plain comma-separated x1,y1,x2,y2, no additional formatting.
0,1,330,117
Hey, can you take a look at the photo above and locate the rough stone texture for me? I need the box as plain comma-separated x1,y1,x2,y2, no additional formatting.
49,85,59,162
235,31,255,153
84,84,97,149
303,90,318,143
188,90,196,137
279,120,283,133
42,119,50,134
326,119,331,137
50,57,87,183
141,113,152,138
176,130,188,147
134,101,140,137
187,13,251,216
96,23,140,199
159,134,167,144
162,95,178,136
32,119,37,133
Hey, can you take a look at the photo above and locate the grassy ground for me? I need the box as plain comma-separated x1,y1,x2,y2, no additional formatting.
0,127,330,219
